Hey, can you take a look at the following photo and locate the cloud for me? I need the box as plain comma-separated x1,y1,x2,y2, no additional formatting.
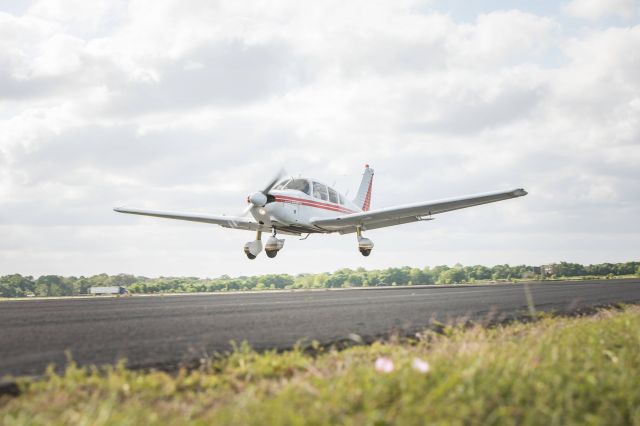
564,0,638,20
0,1,639,276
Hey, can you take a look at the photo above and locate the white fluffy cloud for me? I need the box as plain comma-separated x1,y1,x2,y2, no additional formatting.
564,0,638,20
0,1,639,277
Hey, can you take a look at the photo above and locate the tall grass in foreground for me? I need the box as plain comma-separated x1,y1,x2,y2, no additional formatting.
2,306,640,425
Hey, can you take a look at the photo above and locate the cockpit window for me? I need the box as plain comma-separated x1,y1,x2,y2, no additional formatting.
273,179,291,190
328,187,339,204
338,193,345,205
313,182,328,201
284,179,310,195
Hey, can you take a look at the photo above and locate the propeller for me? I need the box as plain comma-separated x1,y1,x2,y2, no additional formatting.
241,168,287,219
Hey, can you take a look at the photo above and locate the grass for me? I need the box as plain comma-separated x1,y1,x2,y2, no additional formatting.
2,306,640,425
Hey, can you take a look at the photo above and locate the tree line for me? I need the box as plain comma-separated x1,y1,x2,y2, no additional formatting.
1,261,639,298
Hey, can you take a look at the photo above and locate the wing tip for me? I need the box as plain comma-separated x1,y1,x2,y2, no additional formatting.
514,188,528,197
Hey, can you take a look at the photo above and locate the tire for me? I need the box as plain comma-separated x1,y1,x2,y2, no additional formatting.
266,250,278,258
245,252,257,259
359,249,371,257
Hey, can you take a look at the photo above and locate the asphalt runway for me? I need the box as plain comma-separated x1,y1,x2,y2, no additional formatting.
1,279,639,378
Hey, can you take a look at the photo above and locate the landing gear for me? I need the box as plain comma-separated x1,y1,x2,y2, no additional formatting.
243,231,263,260
356,226,374,257
244,228,284,259
266,249,278,258
265,226,285,258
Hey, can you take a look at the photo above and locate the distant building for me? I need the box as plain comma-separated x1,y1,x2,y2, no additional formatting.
89,286,128,295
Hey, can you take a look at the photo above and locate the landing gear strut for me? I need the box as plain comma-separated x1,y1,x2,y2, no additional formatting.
356,226,374,257
265,226,285,258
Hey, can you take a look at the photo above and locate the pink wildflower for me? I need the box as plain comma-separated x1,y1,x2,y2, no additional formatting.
374,357,394,373
412,357,430,373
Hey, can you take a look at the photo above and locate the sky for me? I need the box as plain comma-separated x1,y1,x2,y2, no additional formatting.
0,0,639,278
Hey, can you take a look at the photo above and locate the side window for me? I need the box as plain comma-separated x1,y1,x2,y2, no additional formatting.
338,193,345,205
285,179,310,195
313,182,328,201
328,187,339,204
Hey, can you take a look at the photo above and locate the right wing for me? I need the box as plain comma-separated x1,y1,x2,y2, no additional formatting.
310,188,527,234
113,207,263,232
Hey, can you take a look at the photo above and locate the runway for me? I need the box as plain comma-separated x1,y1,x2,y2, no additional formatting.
1,279,639,378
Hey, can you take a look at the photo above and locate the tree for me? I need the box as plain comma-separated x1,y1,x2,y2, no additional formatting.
1,261,637,298
345,274,363,287
470,265,491,280
325,272,347,288
35,275,73,296
437,268,466,284
0,274,35,297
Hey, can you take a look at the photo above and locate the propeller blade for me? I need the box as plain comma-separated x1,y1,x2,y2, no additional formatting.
241,203,253,217
262,168,286,194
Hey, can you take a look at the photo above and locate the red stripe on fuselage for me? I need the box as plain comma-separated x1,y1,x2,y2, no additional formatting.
274,195,358,214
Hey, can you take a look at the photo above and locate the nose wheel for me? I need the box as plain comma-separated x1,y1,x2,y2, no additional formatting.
265,226,285,258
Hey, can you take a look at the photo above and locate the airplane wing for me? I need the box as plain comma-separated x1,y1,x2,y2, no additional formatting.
310,188,527,234
113,207,263,232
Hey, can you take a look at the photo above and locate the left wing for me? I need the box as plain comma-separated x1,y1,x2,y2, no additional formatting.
310,188,527,234
113,207,263,232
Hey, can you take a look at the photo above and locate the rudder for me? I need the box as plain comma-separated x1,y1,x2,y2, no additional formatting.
352,165,374,211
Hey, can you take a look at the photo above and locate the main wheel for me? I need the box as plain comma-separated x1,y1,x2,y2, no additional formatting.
245,252,257,259
266,249,278,258
359,249,371,257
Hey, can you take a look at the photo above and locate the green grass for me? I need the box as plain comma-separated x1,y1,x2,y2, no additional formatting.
2,306,640,425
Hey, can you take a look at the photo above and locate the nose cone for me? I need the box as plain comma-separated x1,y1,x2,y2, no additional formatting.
249,191,268,207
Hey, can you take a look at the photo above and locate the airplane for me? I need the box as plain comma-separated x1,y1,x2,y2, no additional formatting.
114,165,527,259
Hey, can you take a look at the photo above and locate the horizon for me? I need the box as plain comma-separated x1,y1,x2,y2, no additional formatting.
4,258,638,280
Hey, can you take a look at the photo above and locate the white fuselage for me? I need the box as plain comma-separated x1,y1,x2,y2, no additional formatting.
262,178,361,233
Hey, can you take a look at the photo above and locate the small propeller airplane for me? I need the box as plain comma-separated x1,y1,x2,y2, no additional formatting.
114,165,527,259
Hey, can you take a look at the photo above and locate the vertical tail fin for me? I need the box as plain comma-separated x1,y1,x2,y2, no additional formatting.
353,164,374,211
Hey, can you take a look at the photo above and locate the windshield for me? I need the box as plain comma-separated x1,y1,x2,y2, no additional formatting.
284,179,310,195
272,179,291,190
